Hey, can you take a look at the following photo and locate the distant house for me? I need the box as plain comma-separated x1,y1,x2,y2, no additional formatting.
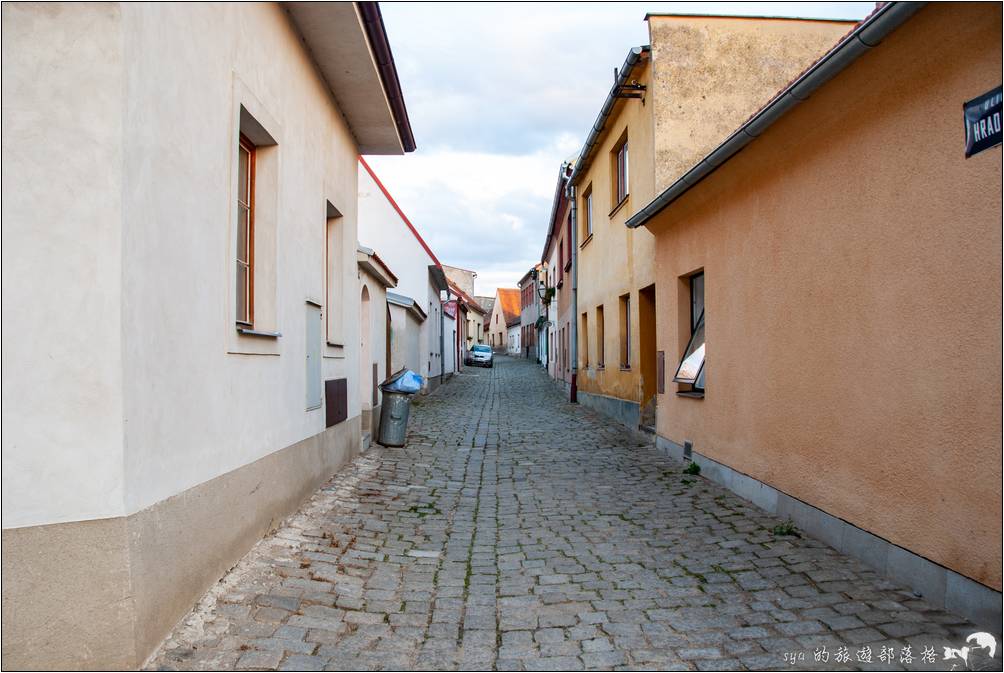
518,265,543,361
507,320,521,356
541,159,575,393
487,288,520,353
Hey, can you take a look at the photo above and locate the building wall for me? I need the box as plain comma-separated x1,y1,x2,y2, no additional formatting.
358,162,441,383
488,291,508,351
467,310,485,346
648,2,1002,593
2,3,377,667
507,325,521,355
389,303,423,377
548,200,574,385
574,18,852,425
647,14,855,191
574,57,657,409
359,271,390,436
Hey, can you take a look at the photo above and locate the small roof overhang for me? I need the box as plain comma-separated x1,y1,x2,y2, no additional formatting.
286,2,415,154
357,245,398,288
387,291,428,322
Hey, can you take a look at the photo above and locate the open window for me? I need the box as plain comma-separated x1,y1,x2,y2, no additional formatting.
673,310,705,390
675,271,705,392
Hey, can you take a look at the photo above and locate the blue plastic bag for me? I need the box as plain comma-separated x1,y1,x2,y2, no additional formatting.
382,370,423,394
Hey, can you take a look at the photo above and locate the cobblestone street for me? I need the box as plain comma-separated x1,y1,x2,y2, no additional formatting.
151,356,995,672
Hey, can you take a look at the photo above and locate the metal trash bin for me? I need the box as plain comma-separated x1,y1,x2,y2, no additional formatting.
377,368,422,447
377,390,412,447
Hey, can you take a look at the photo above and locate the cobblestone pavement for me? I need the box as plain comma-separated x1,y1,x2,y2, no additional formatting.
151,356,998,672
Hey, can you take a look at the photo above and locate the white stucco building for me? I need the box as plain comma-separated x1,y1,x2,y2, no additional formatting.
357,246,399,444
1,3,415,668
357,157,454,388
508,323,522,355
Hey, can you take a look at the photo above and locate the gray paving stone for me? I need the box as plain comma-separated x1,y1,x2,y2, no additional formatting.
146,357,994,672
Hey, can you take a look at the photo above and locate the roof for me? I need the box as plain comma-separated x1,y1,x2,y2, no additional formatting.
495,288,521,326
645,12,857,23
387,291,428,322
286,2,415,154
357,3,417,153
356,246,399,288
627,2,921,229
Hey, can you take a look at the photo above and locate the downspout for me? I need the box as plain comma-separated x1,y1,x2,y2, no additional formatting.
440,290,447,381
566,178,578,403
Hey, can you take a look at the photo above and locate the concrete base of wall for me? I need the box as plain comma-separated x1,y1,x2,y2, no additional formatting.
655,434,1003,629
1,416,362,670
426,374,442,392
577,390,640,429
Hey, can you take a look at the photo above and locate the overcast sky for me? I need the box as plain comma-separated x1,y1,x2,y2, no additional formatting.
365,2,873,297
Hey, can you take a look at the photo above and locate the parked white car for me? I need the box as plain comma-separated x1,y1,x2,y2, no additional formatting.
468,344,493,368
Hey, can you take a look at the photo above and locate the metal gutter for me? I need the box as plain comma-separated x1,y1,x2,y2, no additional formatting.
358,2,417,153
570,46,650,186
566,177,578,403
626,1,923,229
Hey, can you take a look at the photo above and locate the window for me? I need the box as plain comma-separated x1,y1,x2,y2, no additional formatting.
565,213,573,269
675,272,705,392
581,312,589,368
596,304,605,368
613,135,629,206
325,201,343,346
558,241,564,283
619,293,631,368
582,186,593,240
236,134,255,325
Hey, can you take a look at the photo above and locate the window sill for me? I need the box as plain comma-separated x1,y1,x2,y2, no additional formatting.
580,233,593,249
676,390,705,399
609,195,630,218
237,327,282,338
619,365,631,371
564,260,572,272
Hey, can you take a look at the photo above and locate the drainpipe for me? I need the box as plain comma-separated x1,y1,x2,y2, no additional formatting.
440,290,447,381
566,177,578,404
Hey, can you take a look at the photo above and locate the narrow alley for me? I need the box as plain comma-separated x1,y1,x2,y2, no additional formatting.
150,357,989,672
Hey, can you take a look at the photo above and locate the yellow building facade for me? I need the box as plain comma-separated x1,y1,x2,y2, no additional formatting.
571,15,853,428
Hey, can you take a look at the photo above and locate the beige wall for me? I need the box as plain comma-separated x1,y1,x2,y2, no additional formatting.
574,56,657,405
648,2,1002,590
648,15,854,190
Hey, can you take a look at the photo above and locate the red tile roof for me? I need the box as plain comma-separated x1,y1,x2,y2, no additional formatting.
496,288,520,326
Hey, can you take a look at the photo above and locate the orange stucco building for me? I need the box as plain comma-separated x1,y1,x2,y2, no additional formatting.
630,2,1002,626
